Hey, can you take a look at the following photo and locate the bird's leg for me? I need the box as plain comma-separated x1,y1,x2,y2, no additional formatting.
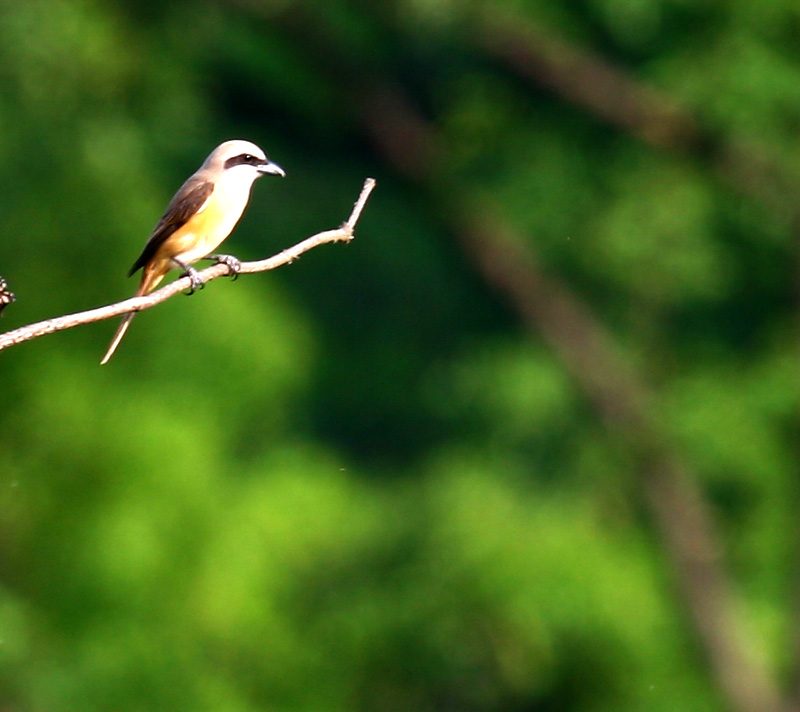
172,258,205,295
206,253,241,281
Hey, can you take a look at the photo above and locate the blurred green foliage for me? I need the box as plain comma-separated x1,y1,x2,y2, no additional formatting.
0,1,796,711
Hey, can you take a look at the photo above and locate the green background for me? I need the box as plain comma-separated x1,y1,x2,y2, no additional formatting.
0,1,796,711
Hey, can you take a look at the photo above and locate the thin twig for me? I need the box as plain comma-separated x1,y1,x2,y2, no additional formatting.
0,178,376,353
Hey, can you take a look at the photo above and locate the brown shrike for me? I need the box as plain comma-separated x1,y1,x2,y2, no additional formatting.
101,140,284,364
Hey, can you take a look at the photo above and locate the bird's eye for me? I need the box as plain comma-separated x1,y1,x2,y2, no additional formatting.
245,154,255,163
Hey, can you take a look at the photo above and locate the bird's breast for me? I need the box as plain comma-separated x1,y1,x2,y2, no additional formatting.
162,182,252,264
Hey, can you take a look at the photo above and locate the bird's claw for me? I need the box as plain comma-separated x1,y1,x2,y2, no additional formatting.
208,253,241,281
181,266,205,296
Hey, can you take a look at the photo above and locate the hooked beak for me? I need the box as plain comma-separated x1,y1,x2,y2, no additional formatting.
259,160,285,178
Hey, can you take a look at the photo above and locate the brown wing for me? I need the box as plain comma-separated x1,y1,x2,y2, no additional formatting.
127,178,214,277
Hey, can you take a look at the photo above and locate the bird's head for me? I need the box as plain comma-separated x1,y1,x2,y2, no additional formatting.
208,140,285,181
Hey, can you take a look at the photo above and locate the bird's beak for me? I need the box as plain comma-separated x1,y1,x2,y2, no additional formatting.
259,160,285,177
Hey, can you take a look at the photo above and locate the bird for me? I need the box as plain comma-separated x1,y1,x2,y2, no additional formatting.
100,139,285,364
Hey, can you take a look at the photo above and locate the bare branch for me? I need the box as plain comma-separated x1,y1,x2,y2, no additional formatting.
0,178,376,354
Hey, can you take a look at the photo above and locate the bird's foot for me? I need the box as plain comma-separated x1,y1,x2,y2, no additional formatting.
180,265,205,296
208,253,241,281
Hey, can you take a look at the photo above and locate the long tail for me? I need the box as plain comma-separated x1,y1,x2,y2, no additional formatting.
100,262,168,364
100,311,137,364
